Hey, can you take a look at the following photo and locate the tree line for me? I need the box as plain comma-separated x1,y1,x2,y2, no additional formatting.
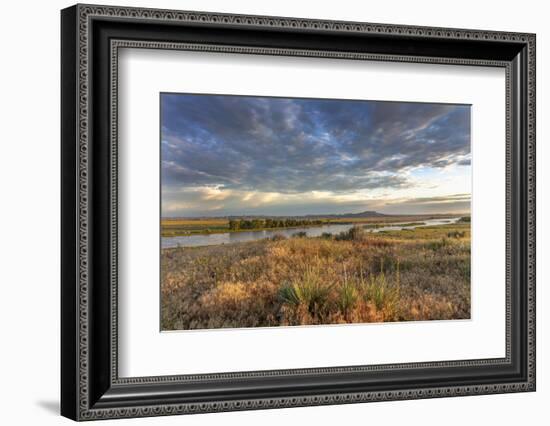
228,218,324,231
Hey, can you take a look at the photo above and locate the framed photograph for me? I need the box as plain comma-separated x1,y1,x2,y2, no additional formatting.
61,4,536,421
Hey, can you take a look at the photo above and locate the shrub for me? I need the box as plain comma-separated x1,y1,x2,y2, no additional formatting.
425,237,449,251
447,230,466,238
336,226,367,241
198,280,279,328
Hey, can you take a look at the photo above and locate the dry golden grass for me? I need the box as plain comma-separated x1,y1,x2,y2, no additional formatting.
162,218,228,226
161,218,229,236
161,223,471,330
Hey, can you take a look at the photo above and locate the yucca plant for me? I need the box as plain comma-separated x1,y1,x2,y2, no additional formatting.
278,282,301,307
365,273,389,310
338,281,358,318
278,266,332,317
358,260,401,319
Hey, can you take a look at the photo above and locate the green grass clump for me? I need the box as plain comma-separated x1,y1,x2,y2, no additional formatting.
278,266,332,318
337,266,359,318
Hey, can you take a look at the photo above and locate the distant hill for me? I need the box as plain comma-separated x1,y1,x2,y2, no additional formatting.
219,211,389,220
163,211,463,221
296,211,388,220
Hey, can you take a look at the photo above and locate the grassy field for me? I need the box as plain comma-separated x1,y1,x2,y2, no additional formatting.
161,222,471,330
161,214,458,236
161,218,229,236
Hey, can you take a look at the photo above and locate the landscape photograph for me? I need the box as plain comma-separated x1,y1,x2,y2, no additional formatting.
160,93,471,331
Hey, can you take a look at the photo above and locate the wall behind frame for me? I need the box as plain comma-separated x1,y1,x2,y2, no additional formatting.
0,0,546,425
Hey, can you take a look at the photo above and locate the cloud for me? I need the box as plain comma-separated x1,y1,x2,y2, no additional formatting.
162,185,382,216
161,186,471,217
160,94,471,215
381,193,471,215
386,193,471,205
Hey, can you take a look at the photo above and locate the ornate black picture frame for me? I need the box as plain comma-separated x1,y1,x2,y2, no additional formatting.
61,4,536,421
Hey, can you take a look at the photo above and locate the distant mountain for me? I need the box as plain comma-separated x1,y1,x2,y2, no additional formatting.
223,211,389,220
163,211,464,221
297,211,388,220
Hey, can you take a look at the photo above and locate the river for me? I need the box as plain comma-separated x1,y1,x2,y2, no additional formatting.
161,217,461,249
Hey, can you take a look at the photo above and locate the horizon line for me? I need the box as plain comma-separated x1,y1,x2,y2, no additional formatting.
161,211,471,219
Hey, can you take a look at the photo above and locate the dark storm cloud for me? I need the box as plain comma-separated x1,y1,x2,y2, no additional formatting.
161,94,470,193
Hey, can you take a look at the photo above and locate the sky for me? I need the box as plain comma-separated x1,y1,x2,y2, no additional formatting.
161,93,471,217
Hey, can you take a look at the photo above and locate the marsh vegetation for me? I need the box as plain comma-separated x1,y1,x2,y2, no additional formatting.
161,221,471,330
160,214,457,237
